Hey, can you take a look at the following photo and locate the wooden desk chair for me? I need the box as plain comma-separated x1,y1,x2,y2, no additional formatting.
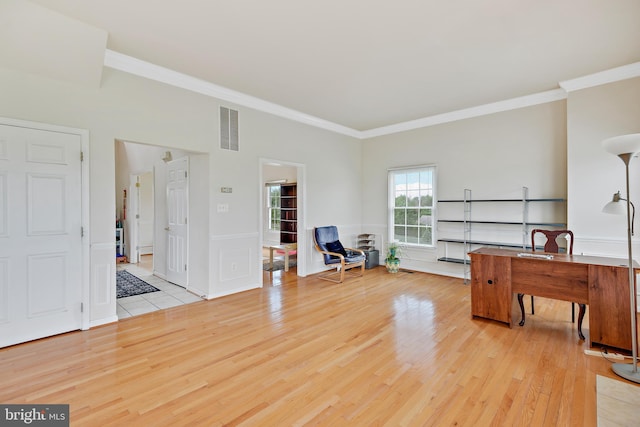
517,229,586,339
313,226,366,283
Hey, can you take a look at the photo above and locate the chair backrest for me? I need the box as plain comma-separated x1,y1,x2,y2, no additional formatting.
531,229,573,254
314,226,340,264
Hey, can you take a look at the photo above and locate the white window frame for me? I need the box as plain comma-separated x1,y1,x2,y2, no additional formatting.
267,185,281,231
388,165,437,248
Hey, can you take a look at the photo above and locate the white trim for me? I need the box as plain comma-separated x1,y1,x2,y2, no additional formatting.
363,89,567,139
103,49,638,139
210,232,260,241
559,62,640,93
104,50,360,139
80,128,90,330
206,283,261,300
89,315,118,328
154,271,168,281
0,116,90,136
91,242,115,250
388,163,439,172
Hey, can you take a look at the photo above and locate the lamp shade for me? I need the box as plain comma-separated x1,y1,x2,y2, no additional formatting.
603,200,626,215
602,191,625,215
602,133,640,156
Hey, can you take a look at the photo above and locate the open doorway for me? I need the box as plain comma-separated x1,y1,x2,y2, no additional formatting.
115,140,210,316
260,159,306,286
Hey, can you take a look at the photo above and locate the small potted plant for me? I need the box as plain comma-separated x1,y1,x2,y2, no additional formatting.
385,242,401,273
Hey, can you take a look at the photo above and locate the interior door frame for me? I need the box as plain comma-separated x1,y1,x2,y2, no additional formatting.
128,174,139,264
258,158,306,283
0,116,90,330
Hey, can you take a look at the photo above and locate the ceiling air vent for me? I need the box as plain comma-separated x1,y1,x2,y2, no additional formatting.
220,106,239,151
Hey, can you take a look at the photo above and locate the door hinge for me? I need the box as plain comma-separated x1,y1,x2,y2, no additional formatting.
80,151,84,161
136,214,140,219
81,226,84,237
185,264,187,271
185,171,188,178
81,302,84,313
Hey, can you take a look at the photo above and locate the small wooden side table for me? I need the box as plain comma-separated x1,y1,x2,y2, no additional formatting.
269,243,297,272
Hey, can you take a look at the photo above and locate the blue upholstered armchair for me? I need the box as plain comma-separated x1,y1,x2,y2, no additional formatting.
313,226,366,283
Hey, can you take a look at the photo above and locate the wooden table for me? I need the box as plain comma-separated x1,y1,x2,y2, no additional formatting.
469,247,638,352
269,243,297,272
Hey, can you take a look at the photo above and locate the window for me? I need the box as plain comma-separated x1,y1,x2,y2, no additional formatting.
388,166,435,246
267,185,281,231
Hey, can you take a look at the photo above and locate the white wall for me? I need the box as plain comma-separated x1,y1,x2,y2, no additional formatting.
208,106,362,296
360,77,640,288
567,77,640,257
361,101,568,277
0,63,363,323
189,154,210,297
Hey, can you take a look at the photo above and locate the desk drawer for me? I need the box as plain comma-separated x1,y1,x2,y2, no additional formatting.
511,258,589,304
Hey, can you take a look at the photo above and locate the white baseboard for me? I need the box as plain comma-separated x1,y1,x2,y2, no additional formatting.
89,315,118,328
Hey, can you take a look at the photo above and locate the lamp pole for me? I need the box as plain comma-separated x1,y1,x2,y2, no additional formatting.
603,133,640,383
611,152,639,383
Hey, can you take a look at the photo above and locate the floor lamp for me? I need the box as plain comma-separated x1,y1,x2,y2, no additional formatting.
602,133,640,384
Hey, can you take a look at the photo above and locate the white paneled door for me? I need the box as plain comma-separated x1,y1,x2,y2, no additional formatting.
166,157,188,287
0,124,83,348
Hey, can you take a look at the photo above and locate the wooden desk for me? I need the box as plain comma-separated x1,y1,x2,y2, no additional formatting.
269,243,297,272
469,247,638,352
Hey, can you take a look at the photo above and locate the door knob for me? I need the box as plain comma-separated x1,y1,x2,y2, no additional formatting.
164,227,170,231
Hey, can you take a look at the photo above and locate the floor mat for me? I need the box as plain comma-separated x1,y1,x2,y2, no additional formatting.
116,270,160,298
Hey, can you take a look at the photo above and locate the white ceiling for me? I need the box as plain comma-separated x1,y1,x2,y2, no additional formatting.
27,0,640,132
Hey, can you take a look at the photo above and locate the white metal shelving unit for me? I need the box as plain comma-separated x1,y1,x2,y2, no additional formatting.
437,186,566,284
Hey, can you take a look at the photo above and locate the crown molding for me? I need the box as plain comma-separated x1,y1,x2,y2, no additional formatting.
361,89,568,139
559,62,640,92
103,50,361,138
104,50,637,140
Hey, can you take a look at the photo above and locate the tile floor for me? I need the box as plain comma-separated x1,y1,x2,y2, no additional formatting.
117,250,292,318
116,257,204,319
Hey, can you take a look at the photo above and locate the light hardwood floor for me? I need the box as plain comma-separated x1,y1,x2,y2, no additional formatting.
1,267,637,426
